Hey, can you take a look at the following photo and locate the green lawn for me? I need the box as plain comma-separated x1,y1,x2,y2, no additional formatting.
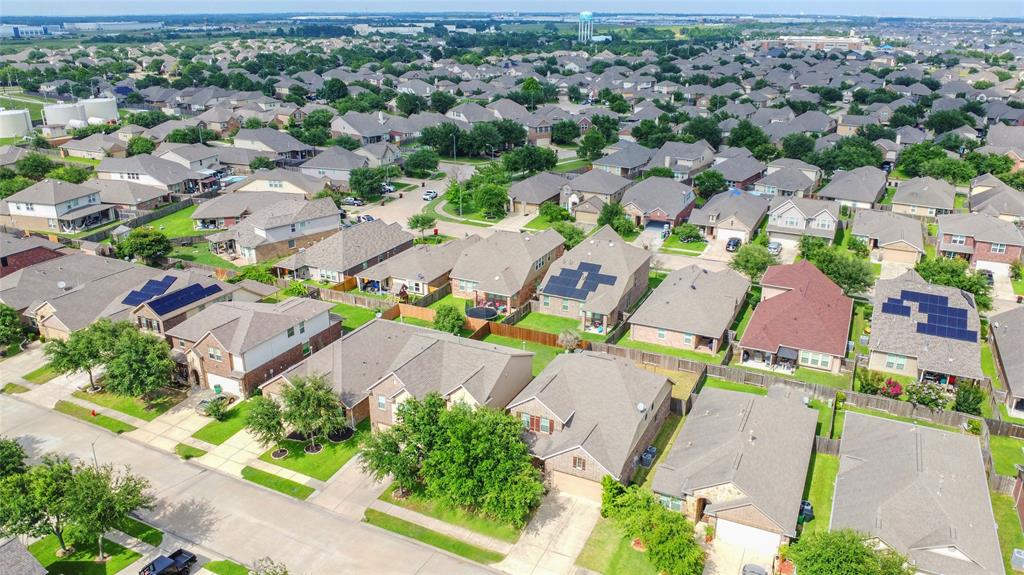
380,484,521,543
441,201,502,224
808,399,835,437
515,311,608,342
330,302,381,332
482,334,563,376
2,382,29,394
616,336,725,364
393,315,475,337
414,234,453,245
191,400,254,445
29,535,140,575
23,364,59,384
523,214,557,230
58,155,101,167
633,413,684,487
55,400,136,434
427,293,471,312
142,205,206,238
364,508,505,564
259,420,370,481
241,466,315,500
731,359,853,390
990,435,1024,477
660,234,706,254
1000,404,1024,426
731,300,755,339
552,159,591,173
119,516,163,547
1013,277,1024,296
55,219,124,239
169,242,239,270
71,388,183,422
575,518,659,575
849,302,871,357
992,492,1024,574
702,377,767,396
203,560,250,575
880,187,897,205
175,443,207,460
800,453,839,535
422,197,492,228
0,95,43,120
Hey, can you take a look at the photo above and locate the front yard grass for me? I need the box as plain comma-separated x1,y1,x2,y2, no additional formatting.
660,234,706,254
800,453,839,535
259,420,370,481
523,214,557,230
989,435,1024,477
2,382,29,394
515,311,608,342
169,242,239,270
23,364,59,384
118,516,163,547
701,376,767,396
241,466,314,500
615,336,725,364
575,518,659,575
143,204,204,238
71,387,184,422
1013,277,1024,296
191,399,254,445
552,159,591,173
330,302,381,332
633,413,684,487
364,508,505,564
55,400,136,434
203,560,250,575
379,484,521,543
28,534,140,575
482,334,563,375
992,492,1024,574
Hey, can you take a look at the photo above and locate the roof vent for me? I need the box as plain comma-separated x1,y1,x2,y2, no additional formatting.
57,281,67,290
636,402,646,413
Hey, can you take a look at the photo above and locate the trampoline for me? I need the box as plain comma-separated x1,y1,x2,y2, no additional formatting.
466,306,499,320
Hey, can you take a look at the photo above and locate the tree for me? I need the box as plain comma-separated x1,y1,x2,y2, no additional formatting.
407,213,437,238
421,123,465,157
0,176,34,200
45,165,90,184
645,167,676,179
924,110,972,134
103,327,174,397
243,117,265,130
789,529,913,575
433,304,464,334
303,109,334,131
126,136,155,156
429,91,457,114
897,142,946,178
646,511,705,575
116,228,172,264
360,393,446,495
317,78,349,102
246,396,286,450
856,124,897,142
953,382,985,416
684,116,722,148
597,202,627,228
577,129,606,162
70,463,153,560
0,455,77,554
281,374,346,451
0,437,26,479
396,92,427,116
590,115,620,143
404,149,439,177
551,120,580,145
45,319,128,389
806,137,883,173
15,153,55,180
675,223,702,242
693,170,727,198
915,256,992,311
349,167,386,200
228,264,276,285
502,146,557,174
249,156,276,171
539,201,570,223
165,127,216,144
919,157,976,185
781,133,816,160
730,244,778,281
726,120,772,154
552,222,585,249
474,183,509,219
0,304,23,348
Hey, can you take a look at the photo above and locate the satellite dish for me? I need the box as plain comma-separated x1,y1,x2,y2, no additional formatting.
57,281,66,290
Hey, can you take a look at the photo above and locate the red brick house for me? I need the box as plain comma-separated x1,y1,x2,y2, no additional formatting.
936,212,1024,278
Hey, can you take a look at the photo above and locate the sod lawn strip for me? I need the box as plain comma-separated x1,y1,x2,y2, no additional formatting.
118,516,164,546
364,508,505,564
203,560,250,575
23,364,59,384
191,399,254,445
241,466,315,500
29,535,141,575
379,485,521,543
175,443,207,459
259,420,370,481
55,400,136,434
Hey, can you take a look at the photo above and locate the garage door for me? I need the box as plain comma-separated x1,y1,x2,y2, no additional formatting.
715,519,781,557
207,373,242,398
717,228,747,242
975,261,1011,276
882,247,920,264
550,471,602,501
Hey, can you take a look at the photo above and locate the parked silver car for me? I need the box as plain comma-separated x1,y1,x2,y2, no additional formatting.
767,241,783,256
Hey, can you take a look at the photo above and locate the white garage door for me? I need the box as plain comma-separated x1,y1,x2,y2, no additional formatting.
207,373,242,398
715,519,781,557
550,471,602,501
717,228,747,242
975,261,1011,277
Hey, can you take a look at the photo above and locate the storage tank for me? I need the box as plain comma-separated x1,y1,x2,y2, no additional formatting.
80,98,118,122
42,103,85,126
0,109,32,138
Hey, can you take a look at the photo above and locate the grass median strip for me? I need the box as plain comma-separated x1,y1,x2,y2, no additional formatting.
379,485,520,543
204,560,250,575
118,516,164,547
241,466,314,500
364,508,505,564
55,400,136,434
2,382,29,394
71,388,182,422
23,364,59,384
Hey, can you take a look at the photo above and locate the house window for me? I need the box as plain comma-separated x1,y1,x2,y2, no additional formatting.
458,280,477,292
208,347,222,361
540,417,551,433
534,257,547,271
288,239,296,249
287,327,295,337
377,395,387,410
658,495,682,512
992,243,1007,254
290,223,296,233
657,329,666,340
268,180,283,188
784,215,800,227
572,456,586,471
520,412,530,428
561,299,569,311
950,235,966,246
299,321,306,334
799,350,831,369
543,295,550,308
682,333,694,345
885,354,907,371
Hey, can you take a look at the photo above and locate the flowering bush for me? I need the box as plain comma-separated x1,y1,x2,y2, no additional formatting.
879,379,903,399
906,382,946,409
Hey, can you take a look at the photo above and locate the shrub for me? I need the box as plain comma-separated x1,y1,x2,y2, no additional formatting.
432,304,464,335
879,379,903,399
906,382,946,409
206,397,228,421
674,223,702,242
953,382,985,416
966,419,982,435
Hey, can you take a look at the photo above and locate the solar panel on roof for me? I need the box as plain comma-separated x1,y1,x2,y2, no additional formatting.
881,302,911,316
121,291,150,306
148,284,222,316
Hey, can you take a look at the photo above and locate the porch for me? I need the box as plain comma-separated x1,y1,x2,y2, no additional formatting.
57,204,116,234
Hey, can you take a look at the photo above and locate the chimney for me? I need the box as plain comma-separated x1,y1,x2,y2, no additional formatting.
377,111,385,125
664,155,671,168
895,131,902,146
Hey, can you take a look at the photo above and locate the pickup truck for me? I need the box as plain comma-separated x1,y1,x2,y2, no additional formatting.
139,549,197,575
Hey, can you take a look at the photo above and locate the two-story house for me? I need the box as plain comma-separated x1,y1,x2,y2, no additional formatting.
166,298,341,397
752,158,821,198
936,212,1024,278
207,198,341,265
765,198,841,249
190,191,298,231
644,140,715,182
232,128,314,164
222,168,328,199
96,154,214,194
2,179,115,233
450,229,564,313
562,169,633,225
154,143,223,174
273,219,414,286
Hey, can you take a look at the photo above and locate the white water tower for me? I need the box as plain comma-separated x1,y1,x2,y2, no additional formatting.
578,12,594,43
0,109,31,138
81,97,118,123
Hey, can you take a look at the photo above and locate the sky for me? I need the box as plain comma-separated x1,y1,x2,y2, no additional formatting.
3,0,1022,19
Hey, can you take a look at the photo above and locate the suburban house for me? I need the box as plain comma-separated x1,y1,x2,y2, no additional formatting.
752,158,821,198
891,177,956,220
354,236,480,298
991,306,1024,419
506,351,672,500
207,198,342,265
222,168,328,198
273,219,414,286
765,197,841,248
0,537,46,575
508,172,570,216
365,326,534,430
688,190,770,242
0,233,64,278
0,254,142,318
190,191,297,231
81,179,171,212
353,142,403,168
619,176,696,229
815,166,887,210
831,412,1004,575
299,147,369,183
96,154,214,194
850,210,926,264
592,142,655,178
979,123,1024,172
232,128,314,164
737,260,853,375
562,169,633,225
155,143,222,173
936,212,1024,277
537,226,650,336
166,298,341,396
867,270,984,385
644,140,715,182
628,265,749,355
59,133,126,160
713,155,766,190
2,179,115,233
970,179,1024,224
652,387,817,563
450,229,564,313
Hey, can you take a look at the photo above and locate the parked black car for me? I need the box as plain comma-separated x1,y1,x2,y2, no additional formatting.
726,237,742,252
139,549,197,575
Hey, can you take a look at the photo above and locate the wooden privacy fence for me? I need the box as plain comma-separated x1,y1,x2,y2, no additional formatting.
316,287,396,309
844,390,976,429
814,437,841,456
990,473,1017,495
986,418,1024,439
590,342,710,374
486,321,564,348
413,283,452,308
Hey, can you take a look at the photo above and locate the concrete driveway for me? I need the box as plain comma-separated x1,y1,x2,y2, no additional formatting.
702,538,773,575
879,260,913,280
0,342,46,386
127,391,216,453
701,238,737,263
496,494,600,575
992,271,1016,301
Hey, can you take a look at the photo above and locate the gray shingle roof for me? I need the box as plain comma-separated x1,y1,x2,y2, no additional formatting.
567,169,632,197
893,177,956,210
208,198,340,249
0,253,137,312
192,191,297,220
450,229,564,296
7,179,94,205
96,154,206,187
756,166,813,192
620,176,695,217
850,210,925,254
0,538,46,575
359,236,480,283
81,179,168,206
970,183,1024,219
991,306,1024,400
275,219,413,275
508,171,569,205
688,190,770,230
629,265,749,337
300,147,369,171
937,212,1024,248
234,127,312,154
816,166,887,204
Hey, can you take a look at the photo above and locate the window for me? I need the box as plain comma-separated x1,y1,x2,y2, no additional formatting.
561,299,569,311
784,215,800,228
268,180,283,188
458,280,477,292
208,347,222,361
682,333,694,345
534,256,547,271
377,395,387,410
524,414,553,434
799,350,832,369
950,235,966,246
572,456,586,471
540,418,551,433
658,495,682,512
885,354,907,370
992,243,1007,254
520,412,530,428
290,223,296,233
287,239,296,249
657,329,666,340
287,326,295,337
47,218,57,229
543,295,550,308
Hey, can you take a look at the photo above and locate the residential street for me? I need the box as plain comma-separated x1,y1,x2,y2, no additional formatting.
0,395,497,575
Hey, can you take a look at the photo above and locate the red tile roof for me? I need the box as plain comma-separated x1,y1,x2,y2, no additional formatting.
740,260,853,357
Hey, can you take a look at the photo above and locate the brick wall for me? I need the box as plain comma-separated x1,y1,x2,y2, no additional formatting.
0,246,63,278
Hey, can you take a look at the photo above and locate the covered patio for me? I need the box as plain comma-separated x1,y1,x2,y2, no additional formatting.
57,203,116,234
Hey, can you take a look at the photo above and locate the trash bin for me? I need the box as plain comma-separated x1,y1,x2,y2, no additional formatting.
213,384,222,395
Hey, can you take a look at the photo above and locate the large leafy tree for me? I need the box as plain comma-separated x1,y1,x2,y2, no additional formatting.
349,167,386,200
103,327,174,397
683,116,722,148
552,222,585,249
116,228,172,265
807,136,883,173
915,256,992,311
46,165,91,184
45,319,129,388
576,129,606,162
726,120,772,154
501,146,557,174
432,304,464,334
281,374,346,451
0,437,27,479
126,136,156,156
403,149,439,177
895,142,946,178
421,123,464,157
317,78,349,102
730,244,778,281
396,92,427,116
15,153,55,180
781,133,815,160
789,529,913,575
246,396,286,450
693,170,727,198
429,91,457,114
70,463,153,560
474,183,509,219
407,213,437,238
551,120,580,145
0,455,78,554
0,304,23,347
360,393,446,495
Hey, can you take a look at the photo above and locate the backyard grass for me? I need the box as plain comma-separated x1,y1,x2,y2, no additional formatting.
56,219,124,239
2,382,29,394
800,453,839,535
616,336,725,364
482,334,563,375
427,293,471,312
831,405,959,439
649,270,668,290
1000,404,1024,426
552,159,591,173
515,311,608,342
259,420,370,481
701,376,767,396
241,466,315,500
575,518,659,575
191,400,254,445
330,302,381,331
175,443,207,460
23,364,59,384
992,492,1024,574
142,205,205,238
380,484,521,543
118,516,164,547
58,155,101,166
849,302,872,357
990,435,1024,477
808,399,835,437
203,560,250,575
730,300,755,339
880,187,897,205
633,413,684,487
364,508,505,564
169,242,239,270
71,387,184,422
413,234,453,244
29,535,140,575
730,359,853,390
393,315,475,337
55,400,137,434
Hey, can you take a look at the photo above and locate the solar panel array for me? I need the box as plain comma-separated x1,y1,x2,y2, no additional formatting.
149,283,223,316
543,262,617,301
121,276,178,306
879,289,977,343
